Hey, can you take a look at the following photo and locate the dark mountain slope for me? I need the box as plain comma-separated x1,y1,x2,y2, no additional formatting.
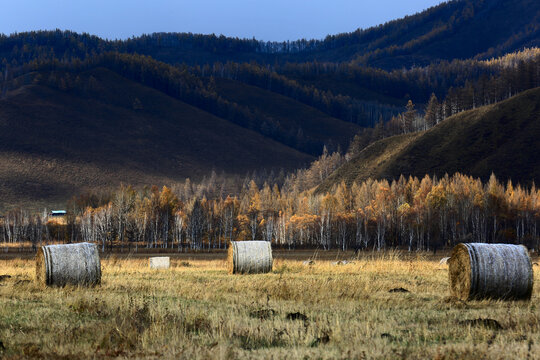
347,0,540,68
0,68,312,209
213,78,359,152
317,87,540,192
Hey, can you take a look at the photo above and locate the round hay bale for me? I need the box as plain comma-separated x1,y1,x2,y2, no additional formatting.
36,242,101,286
149,256,170,269
227,241,273,274
449,243,533,301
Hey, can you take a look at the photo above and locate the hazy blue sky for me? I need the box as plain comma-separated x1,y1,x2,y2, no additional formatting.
0,0,446,41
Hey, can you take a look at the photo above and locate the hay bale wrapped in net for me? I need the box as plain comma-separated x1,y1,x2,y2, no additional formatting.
228,241,273,274
149,256,170,269
449,243,533,301
36,242,101,286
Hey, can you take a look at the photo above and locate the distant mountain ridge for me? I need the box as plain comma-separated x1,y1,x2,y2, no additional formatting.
1,0,537,68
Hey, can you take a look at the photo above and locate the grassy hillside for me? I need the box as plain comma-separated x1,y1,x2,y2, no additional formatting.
318,87,540,191
0,68,312,210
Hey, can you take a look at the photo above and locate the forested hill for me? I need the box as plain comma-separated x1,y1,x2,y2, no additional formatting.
0,0,539,208
314,0,540,68
1,0,538,125
1,0,539,119
0,0,537,67
317,87,540,193
134,0,540,68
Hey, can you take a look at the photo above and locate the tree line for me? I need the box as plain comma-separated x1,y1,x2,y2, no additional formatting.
2,172,539,252
345,51,540,150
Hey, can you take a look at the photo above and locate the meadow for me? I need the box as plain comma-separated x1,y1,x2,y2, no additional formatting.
0,251,539,359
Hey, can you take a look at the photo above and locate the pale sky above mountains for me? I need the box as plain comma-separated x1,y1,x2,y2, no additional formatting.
1,0,445,41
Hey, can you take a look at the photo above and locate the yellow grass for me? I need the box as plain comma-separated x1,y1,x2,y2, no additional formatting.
0,252,539,359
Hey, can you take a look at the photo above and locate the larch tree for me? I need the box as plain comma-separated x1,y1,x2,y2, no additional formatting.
403,100,417,133
424,93,439,128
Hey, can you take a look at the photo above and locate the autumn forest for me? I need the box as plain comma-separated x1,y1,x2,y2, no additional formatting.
2,171,540,253
1,0,539,252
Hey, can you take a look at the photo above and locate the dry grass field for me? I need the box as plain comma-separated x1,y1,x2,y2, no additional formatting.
0,251,539,359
